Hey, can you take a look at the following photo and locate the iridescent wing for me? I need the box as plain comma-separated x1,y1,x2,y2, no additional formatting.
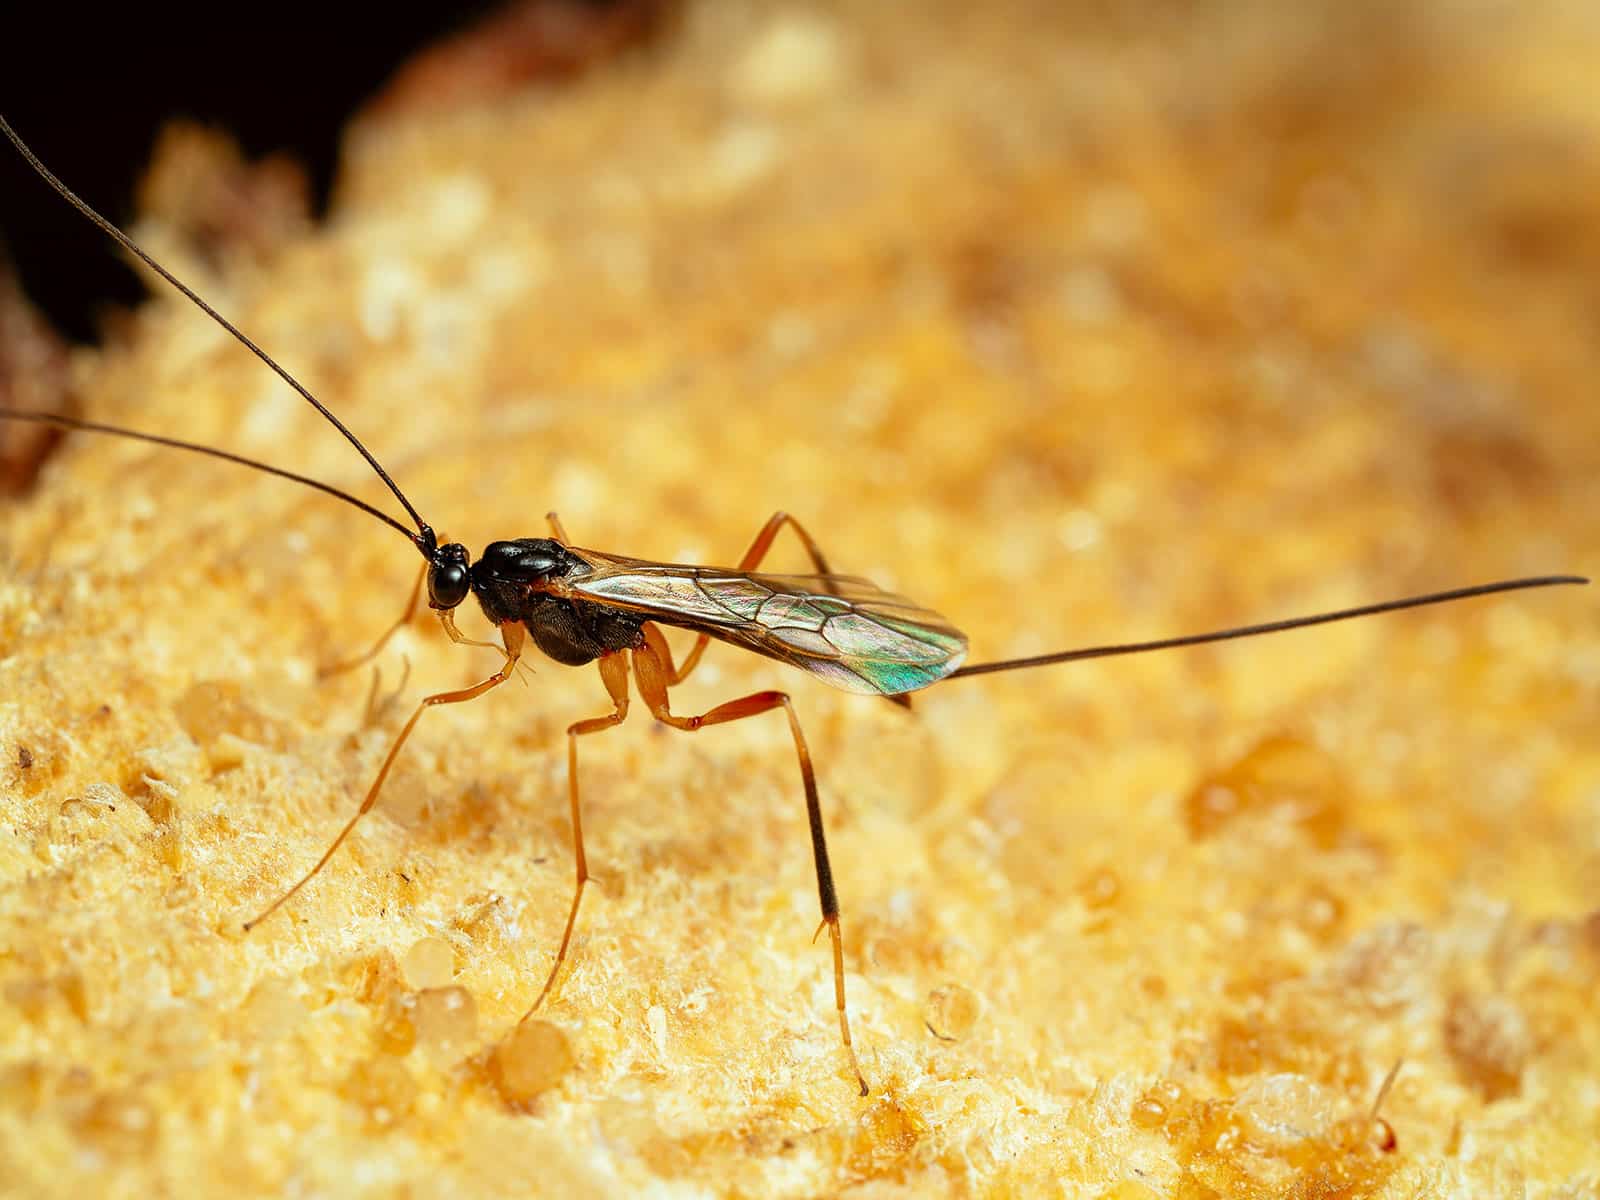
567,549,968,695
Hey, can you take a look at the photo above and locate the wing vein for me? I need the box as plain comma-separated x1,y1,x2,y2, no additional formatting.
567,553,968,695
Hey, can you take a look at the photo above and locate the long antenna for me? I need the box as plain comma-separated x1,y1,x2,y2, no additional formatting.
0,408,419,543
948,575,1589,679
0,114,435,553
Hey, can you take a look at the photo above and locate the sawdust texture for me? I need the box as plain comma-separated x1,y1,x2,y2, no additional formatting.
3,2,1599,1197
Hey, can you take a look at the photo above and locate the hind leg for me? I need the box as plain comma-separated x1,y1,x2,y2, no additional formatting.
633,623,868,1095
672,510,838,684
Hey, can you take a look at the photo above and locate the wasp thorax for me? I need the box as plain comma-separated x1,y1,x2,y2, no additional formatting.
465,539,615,654
427,543,472,610
474,539,575,584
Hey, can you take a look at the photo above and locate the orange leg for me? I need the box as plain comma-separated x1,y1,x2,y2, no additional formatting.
318,560,426,678
244,623,526,930
672,511,836,685
522,649,630,1015
672,511,911,709
439,607,503,653
359,655,412,729
634,623,868,1095
546,508,834,683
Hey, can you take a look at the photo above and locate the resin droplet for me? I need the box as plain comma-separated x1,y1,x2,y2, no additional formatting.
1130,1096,1169,1130
413,986,477,1062
1184,735,1345,845
1078,866,1121,910
341,1056,416,1128
402,936,454,990
76,1089,157,1155
1132,1079,1185,1130
376,992,417,1057
924,984,981,1041
490,1020,574,1108
244,976,302,1040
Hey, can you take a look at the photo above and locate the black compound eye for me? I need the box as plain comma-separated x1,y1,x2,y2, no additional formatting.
428,561,470,609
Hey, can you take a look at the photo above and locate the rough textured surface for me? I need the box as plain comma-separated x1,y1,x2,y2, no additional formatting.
2,2,1598,1196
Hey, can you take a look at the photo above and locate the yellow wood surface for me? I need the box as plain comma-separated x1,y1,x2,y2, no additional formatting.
2,3,1597,1196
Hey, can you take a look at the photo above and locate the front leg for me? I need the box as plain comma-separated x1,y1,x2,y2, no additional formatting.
246,623,527,930
440,608,504,654
318,560,426,678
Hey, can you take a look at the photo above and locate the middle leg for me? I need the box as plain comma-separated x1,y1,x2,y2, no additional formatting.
522,648,630,1016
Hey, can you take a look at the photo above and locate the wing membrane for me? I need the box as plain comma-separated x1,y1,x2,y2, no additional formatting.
569,549,967,695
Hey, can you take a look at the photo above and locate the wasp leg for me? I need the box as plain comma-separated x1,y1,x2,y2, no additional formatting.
671,510,837,685
737,509,835,575
244,623,526,930
360,655,412,730
439,607,502,652
318,560,427,678
523,649,630,1016
634,623,868,1096
672,512,910,708
546,511,570,543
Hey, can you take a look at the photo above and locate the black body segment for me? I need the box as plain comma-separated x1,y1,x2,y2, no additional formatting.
521,595,648,666
466,538,647,666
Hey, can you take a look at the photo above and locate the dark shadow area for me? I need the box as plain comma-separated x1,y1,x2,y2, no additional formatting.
1,4,517,341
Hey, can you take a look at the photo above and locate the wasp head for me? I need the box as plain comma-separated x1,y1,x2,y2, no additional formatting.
427,541,472,610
